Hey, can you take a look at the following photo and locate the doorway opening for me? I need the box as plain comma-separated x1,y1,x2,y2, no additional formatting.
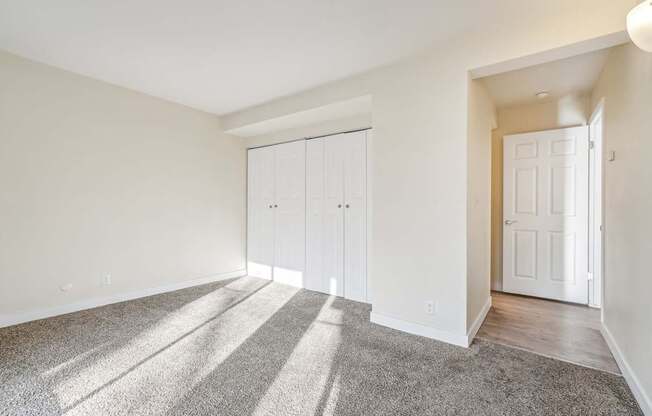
471,45,615,371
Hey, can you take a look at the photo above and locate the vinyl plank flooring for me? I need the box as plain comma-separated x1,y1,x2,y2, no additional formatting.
477,291,620,374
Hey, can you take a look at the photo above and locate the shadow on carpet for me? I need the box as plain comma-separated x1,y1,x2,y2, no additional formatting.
0,276,642,416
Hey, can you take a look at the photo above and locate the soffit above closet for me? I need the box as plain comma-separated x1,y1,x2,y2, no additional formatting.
225,96,372,138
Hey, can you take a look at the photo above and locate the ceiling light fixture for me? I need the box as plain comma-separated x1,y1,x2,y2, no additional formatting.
627,1,652,52
535,91,550,99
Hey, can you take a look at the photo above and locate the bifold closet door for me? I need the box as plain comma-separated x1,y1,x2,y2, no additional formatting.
306,136,345,296
247,146,275,279
247,141,305,284
343,132,367,302
306,131,367,301
273,141,306,288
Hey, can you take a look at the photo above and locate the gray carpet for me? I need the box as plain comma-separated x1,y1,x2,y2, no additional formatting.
0,277,641,416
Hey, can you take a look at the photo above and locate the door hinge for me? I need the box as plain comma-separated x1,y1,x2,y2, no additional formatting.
589,141,595,150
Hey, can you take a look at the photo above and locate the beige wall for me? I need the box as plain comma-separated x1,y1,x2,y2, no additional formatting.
466,79,496,329
235,49,473,339
0,51,246,323
591,43,652,413
489,94,590,290
221,0,633,342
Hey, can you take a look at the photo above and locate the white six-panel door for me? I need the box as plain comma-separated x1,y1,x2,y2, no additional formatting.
503,126,589,304
306,131,367,301
247,141,305,286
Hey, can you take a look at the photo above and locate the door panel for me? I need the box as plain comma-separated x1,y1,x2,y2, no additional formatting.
322,135,345,296
343,131,367,302
514,167,538,215
503,127,589,303
305,138,325,292
247,147,275,279
513,230,537,279
272,141,306,288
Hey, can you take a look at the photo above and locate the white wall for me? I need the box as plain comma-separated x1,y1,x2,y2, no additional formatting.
489,94,590,290
0,51,246,324
220,0,634,343
466,79,496,330
591,43,652,414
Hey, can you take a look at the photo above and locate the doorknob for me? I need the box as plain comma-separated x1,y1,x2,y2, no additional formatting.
504,220,518,225
274,204,278,208
269,205,273,208
338,204,342,208
345,204,350,208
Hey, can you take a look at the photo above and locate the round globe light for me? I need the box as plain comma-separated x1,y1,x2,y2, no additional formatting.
627,1,652,52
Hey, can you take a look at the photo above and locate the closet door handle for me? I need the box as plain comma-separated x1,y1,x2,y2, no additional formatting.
345,204,350,208
274,204,278,208
268,204,273,208
337,204,342,208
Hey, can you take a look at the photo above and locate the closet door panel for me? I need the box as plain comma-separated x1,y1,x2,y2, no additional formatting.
322,136,346,297
344,131,367,302
273,141,306,288
306,138,325,292
247,147,275,279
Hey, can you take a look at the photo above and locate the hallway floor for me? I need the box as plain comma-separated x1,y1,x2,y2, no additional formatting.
477,291,620,374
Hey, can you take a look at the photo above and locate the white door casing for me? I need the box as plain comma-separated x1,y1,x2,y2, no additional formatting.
503,127,589,304
588,103,604,308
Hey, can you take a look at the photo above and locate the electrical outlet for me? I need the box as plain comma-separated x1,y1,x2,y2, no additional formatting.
60,283,73,292
425,300,435,315
103,274,112,286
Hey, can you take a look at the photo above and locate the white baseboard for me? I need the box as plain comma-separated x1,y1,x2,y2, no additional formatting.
370,312,469,348
466,296,492,345
601,323,651,415
0,269,247,329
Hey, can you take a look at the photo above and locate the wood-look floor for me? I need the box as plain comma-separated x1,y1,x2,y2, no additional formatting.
476,291,620,374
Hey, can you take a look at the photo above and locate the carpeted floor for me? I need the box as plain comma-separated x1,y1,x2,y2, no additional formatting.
0,276,642,416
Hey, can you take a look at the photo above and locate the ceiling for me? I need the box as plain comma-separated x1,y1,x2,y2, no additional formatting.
0,1,513,115
480,48,611,109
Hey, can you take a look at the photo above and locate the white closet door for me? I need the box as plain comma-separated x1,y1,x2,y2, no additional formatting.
247,146,275,279
343,131,367,302
306,131,367,301
272,141,306,288
322,135,346,296
306,136,346,296
306,138,325,292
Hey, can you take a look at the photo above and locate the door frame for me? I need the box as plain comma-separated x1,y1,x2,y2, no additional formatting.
588,99,605,309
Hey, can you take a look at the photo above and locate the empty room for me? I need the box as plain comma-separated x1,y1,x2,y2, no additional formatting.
1,1,651,415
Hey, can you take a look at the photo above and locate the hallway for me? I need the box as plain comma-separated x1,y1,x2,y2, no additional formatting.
477,291,619,374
